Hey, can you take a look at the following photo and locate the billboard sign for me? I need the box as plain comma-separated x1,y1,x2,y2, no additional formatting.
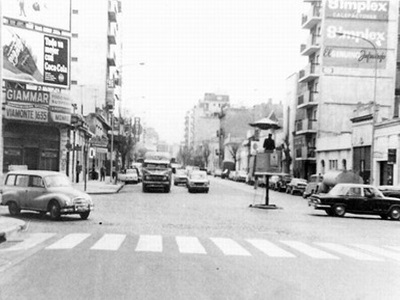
325,0,390,21
3,0,71,32
5,102,48,123
323,19,388,68
3,25,70,88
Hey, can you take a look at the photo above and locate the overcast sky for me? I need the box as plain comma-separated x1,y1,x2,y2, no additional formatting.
121,0,307,144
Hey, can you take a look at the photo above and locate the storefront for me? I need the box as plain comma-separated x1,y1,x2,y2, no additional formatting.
2,85,72,173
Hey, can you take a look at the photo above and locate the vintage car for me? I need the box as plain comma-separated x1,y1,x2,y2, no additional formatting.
276,174,292,192
187,170,210,193
213,169,222,177
142,159,172,193
378,185,400,199
286,178,307,195
0,170,93,220
118,168,139,184
235,170,248,182
174,169,188,186
308,183,400,220
303,174,324,198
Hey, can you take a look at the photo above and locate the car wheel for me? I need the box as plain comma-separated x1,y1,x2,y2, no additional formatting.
302,192,307,199
164,186,170,193
142,184,147,193
49,201,61,220
174,182,178,186
8,202,21,216
389,207,400,220
333,204,346,217
80,211,90,220
325,209,334,216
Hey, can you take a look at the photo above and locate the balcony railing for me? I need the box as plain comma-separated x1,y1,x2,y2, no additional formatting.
295,146,316,159
107,52,116,67
108,1,117,22
301,4,322,29
300,34,321,56
297,90,319,108
295,119,317,134
299,63,320,83
108,26,117,45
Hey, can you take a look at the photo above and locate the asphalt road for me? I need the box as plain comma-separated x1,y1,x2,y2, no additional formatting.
1,177,400,300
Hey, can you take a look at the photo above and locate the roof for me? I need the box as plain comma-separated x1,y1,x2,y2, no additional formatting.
143,159,170,164
6,170,64,177
335,183,374,188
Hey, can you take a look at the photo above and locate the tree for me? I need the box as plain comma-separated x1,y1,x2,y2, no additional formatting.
201,141,211,169
227,143,240,169
177,146,193,166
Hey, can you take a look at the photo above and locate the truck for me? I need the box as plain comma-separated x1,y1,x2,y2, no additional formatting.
141,152,172,193
316,170,363,194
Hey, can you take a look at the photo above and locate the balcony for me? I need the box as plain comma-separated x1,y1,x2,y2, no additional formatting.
295,146,316,160
295,119,317,135
301,4,321,29
300,35,321,56
299,63,320,83
108,1,117,22
297,90,319,109
107,52,116,67
108,26,117,45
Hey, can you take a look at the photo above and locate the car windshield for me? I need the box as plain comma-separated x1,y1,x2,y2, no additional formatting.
44,175,72,188
176,170,186,176
191,172,207,179
126,169,137,174
144,163,169,170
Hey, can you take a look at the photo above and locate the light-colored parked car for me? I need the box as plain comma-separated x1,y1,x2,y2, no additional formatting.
187,170,210,193
174,169,188,186
235,170,248,182
303,174,324,198
213,169,222,177
118,168,139,184
286,178,308,195
0,170,93,220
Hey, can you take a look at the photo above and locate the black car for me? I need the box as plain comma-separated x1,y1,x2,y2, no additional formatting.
308,183,400,220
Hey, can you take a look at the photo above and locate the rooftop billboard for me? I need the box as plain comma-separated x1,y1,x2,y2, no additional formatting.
3,0,71,32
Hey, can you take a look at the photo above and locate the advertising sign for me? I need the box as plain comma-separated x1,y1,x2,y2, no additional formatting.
5,102,48,123
3,25,70,88
3,0,71,32
323,19,388,68
325,0,390,21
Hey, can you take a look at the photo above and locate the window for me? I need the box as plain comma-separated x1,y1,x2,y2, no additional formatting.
342,159,347,170
347,187,361,196
5,175,16,186
329,160,338,170
71,80,78,85
71,57,78,62
15,175,29,187
72,9,78,14
72,33,78,38
30,176,44,188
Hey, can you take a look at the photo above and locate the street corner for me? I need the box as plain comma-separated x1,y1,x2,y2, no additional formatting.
0,217,27,243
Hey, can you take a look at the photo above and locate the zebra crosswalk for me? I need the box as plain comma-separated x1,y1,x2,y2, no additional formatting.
1,233,399,264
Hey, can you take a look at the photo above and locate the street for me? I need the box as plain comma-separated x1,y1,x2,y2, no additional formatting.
1,177,400,300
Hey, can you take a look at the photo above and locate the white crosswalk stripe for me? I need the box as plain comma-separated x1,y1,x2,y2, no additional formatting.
210,238,251,256
176,236,206,254
90,234,126,251
280,241,340,259
352,244,400,262
315,242,383,261
0,233,55,251
385,246,400,252
246,239,295,258
46,233,90,250
135,235,162,252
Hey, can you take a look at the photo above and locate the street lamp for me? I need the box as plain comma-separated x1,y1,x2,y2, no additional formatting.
336,32,378,185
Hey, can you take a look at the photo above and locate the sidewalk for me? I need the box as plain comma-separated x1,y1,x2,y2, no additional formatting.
72,176,125,195
0,216,26,243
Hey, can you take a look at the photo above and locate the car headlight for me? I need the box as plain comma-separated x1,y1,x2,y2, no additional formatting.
65,198,73,206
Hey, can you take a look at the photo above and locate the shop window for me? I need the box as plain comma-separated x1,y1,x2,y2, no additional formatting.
342,159,347,170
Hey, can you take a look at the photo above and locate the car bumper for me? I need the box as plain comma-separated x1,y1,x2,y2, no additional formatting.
308,200,330,209
188,185,209,191
143,181,170,188
61,204,93,214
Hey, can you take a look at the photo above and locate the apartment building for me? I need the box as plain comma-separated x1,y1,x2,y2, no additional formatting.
297,0,398,183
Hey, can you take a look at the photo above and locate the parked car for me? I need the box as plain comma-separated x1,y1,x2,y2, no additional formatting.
118,168,139,184
187,170,210,193
303,174,324,198
229,171,237,181
235,170,248,182
0,170,93,220
221,169,230,179
213,169,222,177
174,169,188,186
276,174,292,192
378,186,400,199
286,178,308,195
309,183,400,220
268,175,281,190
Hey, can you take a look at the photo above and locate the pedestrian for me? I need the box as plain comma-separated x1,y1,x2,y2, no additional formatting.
263,134,275,152
100,165,105,181
19,0,27,17
76,161,82,183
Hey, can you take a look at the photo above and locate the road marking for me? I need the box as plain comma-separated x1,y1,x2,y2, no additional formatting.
280,241,339,259
0,233,55,251
315,243,383,261
176,236,206,254
90,234,126,251
46,233,90,250
135,235,163,252
246,239,295,258
352,244,400,262
210,238,251,256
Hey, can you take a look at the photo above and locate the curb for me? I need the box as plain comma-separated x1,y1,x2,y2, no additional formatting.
86,184,125,195
0,220,27,243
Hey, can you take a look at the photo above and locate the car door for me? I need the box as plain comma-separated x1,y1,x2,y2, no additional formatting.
345,187,365,212
27,175,47,210
363,187,386,214
15,175,30,209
